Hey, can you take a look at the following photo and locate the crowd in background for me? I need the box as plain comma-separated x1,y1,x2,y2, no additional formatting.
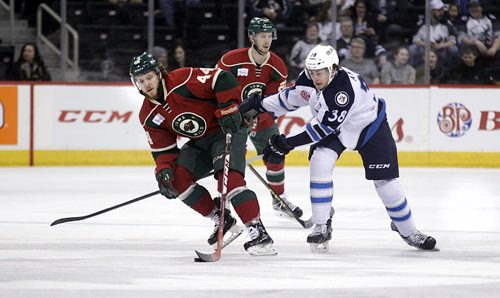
1,0,499,84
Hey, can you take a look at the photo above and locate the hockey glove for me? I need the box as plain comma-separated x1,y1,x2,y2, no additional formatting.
215,102,242,134
262,134,294,164
238,93,265,114
156,168,179,199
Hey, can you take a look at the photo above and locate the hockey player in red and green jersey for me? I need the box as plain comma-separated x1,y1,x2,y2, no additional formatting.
130,52,276,256
216,17,304,220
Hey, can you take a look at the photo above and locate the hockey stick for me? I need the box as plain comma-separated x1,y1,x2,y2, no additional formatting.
247,163,313,229
50,190,160,226
194,132,232,262
50,155,262,227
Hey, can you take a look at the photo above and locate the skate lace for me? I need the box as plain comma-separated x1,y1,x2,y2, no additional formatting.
247,226,260,240
211,213,220,229
407,231,428,245
311,224,327,235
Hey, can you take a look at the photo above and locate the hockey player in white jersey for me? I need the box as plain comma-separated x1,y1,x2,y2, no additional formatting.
239,44,437,253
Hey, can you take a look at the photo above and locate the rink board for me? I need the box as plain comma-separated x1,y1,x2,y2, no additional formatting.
0,83,499,167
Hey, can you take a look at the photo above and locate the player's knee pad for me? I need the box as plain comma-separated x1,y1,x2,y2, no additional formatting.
373,179,405,205
310,147,337,179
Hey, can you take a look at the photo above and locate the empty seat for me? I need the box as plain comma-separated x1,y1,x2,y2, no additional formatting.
111,26,147,51
78,25,112,60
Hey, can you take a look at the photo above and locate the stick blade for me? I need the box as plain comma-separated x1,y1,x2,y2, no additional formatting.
299,217,314,229
50,216,82,226
194,250,221,263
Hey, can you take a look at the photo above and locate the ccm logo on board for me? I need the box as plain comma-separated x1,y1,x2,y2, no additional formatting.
58,110,133,123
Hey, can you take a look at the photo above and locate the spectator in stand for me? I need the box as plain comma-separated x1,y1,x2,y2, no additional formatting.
371,0,414,46
288,21,322,79
151,46,168,70
170,41,197,69
446,3,466,31
337,16,356,61
8,43,51,81
446,46,492,84
416,49,448,84
340,37,380,84
315,1,337,44
351,0,386,57
458,0,500,59
409,0,459,69
381,46,416,84
250,0,294,27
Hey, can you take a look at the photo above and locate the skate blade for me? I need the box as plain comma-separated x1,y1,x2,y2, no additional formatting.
310,241,329,253
212,224,244,250
246,243,278,256
420,246,440,252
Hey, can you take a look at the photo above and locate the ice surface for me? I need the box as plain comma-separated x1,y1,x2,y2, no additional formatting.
1,166,500,297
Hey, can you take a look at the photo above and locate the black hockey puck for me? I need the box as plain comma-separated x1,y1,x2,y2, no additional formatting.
194,257,204,262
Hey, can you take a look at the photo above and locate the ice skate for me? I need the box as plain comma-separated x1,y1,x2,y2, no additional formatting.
208,205,243,249
244,220,277,256
272,193,303,219
307,219,332,253
390,222,438,251
307,207,334,253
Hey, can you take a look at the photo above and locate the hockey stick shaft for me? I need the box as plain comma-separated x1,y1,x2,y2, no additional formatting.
246,163,313,229
50,190,160,226
51,154,260,227
195,132,232,262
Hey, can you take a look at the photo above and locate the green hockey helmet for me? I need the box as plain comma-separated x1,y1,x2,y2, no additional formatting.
129,52,161,92
248,17,277,40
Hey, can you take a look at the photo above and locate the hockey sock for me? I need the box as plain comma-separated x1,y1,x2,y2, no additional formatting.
229,189,260,225
374,179,416,236
173,165,215,217
180,184,216,217
310,147,336,224
264,161,285,195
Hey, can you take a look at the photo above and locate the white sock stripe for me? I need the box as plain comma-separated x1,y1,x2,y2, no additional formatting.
268,181,284,186
311,188,333,198
177,184,196,201
227,186,248,200
266,169,285,175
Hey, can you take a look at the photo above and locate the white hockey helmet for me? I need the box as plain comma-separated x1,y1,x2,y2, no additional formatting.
305,45,339,82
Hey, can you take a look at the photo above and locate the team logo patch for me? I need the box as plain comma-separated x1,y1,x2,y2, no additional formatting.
152,113,165,125
300,90,310,101
172,112,207,138
335,91,349,107
237,68,249,76
242,82,266,99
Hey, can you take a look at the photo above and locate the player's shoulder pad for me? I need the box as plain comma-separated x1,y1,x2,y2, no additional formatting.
167,67,194,89
322,69,355,110
219,48,251,67
266,51,287,78
295,70,316,89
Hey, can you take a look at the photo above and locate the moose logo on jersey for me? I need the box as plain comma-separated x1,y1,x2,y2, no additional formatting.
242,82,266,100
173,112,207,137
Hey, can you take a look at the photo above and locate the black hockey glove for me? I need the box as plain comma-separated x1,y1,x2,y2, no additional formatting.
156,168,179,199
215,102,242,134
238,93,265,114
262,134,294,164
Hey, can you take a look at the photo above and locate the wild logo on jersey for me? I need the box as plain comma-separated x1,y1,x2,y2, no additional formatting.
242,83,266,100
173,112,207,137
